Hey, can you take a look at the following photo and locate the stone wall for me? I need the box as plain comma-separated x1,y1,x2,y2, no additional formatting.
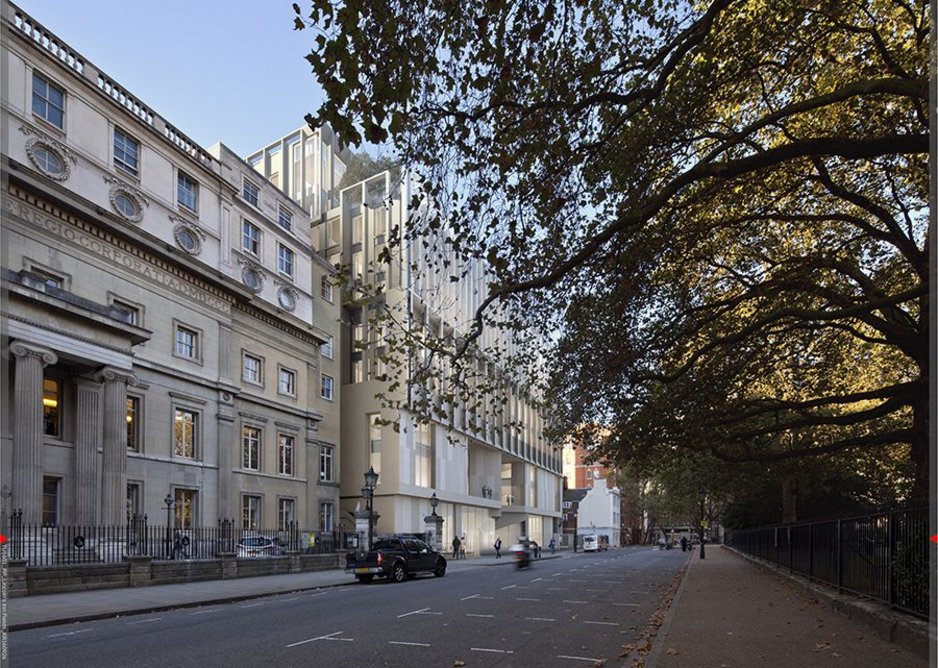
12,552,341,596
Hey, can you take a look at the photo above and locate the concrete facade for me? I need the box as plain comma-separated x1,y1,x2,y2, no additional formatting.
248,136,565,552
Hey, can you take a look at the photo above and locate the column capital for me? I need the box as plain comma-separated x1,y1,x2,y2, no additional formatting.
9,341,57,367
96,366,138,386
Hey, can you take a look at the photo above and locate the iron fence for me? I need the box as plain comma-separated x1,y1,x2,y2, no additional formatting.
727,507,929,619
6,510,346,566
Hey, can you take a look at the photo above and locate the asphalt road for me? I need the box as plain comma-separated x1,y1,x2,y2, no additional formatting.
10,548,689,667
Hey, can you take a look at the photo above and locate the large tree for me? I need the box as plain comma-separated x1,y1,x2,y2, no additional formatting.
295,0,931,499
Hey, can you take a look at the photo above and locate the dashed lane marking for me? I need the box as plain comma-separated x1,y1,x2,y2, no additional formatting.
613,603,641,607
287,631,353,647
239,602,264,608
125,618,161,625
562,600,589,604
188,609,219,615
525,617,556,622
461,594,480,601
46,629,93,638
502,584,517,590
516,597,541,602
584,621,619,626
389,641,431,647
558,655,602,663
466,613,495,618
398,607,430,618
471,648,514,654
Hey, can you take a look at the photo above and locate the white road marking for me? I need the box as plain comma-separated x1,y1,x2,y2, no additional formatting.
389,641,431,647
501,584,517,590
558,655,602,662
466,613,495,618
281,597,299,602
287,631,352,647
552,573,564,577
525,617,556,622
547,587,568,591
568,579,588,583
584,621,619,626
614,603,641,607
188,609,219,615
398,607,430,618
239,602,264,608
460,594,480,601
47,629,93,638
516,597,541,602
471,648,514,654
530,577,543,582
125,618,161,625
309,592,328,598
562,600,588,604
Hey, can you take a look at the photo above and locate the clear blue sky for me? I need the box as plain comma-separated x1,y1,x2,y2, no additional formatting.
17,0,326,157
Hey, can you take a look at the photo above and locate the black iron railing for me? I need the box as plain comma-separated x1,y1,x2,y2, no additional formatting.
727,507,929,619
6,511,346,566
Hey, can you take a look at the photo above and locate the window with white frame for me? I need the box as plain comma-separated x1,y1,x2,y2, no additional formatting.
319,444,334,483
242,220,260,256
278,367,296,396
320,374,334,401
278,205,292,230
278,498,296,530
321,276,333,302
177,172,198,212
43,377,61,437
174,488,197,528
241,495,261,530
173,408,198,459
368,414,382,476
278,433,295,476
278,245,295,278
32,72,64,129
111,299,140,326
414,421,433,488
126,396,141,452
113,127,140,176
243,353,262,384
319,501,335,532
243,178,260,206
174,324,199,360
321,335,334,359
242,426,261,470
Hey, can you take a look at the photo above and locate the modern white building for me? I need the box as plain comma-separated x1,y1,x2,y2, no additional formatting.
248,130,564,553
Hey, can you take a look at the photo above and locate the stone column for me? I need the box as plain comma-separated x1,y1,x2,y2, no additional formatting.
216,404,235,520
74,378,102,525
97,366,137,526
10,341,57,524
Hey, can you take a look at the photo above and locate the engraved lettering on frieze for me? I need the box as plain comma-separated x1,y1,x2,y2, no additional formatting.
4,199,230,313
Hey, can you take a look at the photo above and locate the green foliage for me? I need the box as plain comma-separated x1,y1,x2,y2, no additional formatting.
295,0,930,499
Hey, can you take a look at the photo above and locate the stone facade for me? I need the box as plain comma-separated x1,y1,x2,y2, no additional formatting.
0,1,339,533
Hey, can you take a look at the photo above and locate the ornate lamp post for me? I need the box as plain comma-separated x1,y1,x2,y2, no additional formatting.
362,466,379,550
423,492,444,552
164,493,174,559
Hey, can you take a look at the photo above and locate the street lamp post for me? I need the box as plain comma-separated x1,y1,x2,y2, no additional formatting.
362,466,379,551
423,492,444,552
163,493,174,559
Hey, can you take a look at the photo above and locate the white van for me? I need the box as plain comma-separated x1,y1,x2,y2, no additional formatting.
582,535,598,552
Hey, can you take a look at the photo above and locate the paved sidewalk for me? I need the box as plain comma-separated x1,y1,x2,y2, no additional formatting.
647,546,930,668
6,550,569,630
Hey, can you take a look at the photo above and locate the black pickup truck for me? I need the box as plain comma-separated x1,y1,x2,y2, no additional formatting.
345,537,447,583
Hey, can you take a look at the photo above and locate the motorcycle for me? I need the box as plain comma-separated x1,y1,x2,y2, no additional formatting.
511,543,532,569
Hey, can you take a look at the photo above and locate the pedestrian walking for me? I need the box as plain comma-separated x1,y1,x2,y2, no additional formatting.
549,537,556,554
452,535,461,559
680,536,688,552
172,530,189,560
494,536,502,558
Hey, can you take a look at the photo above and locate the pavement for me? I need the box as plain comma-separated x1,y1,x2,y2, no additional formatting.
6,545,933,666
647,545,932,667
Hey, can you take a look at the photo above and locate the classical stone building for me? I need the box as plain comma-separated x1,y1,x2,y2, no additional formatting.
0,2,341,532
248,132,564,552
